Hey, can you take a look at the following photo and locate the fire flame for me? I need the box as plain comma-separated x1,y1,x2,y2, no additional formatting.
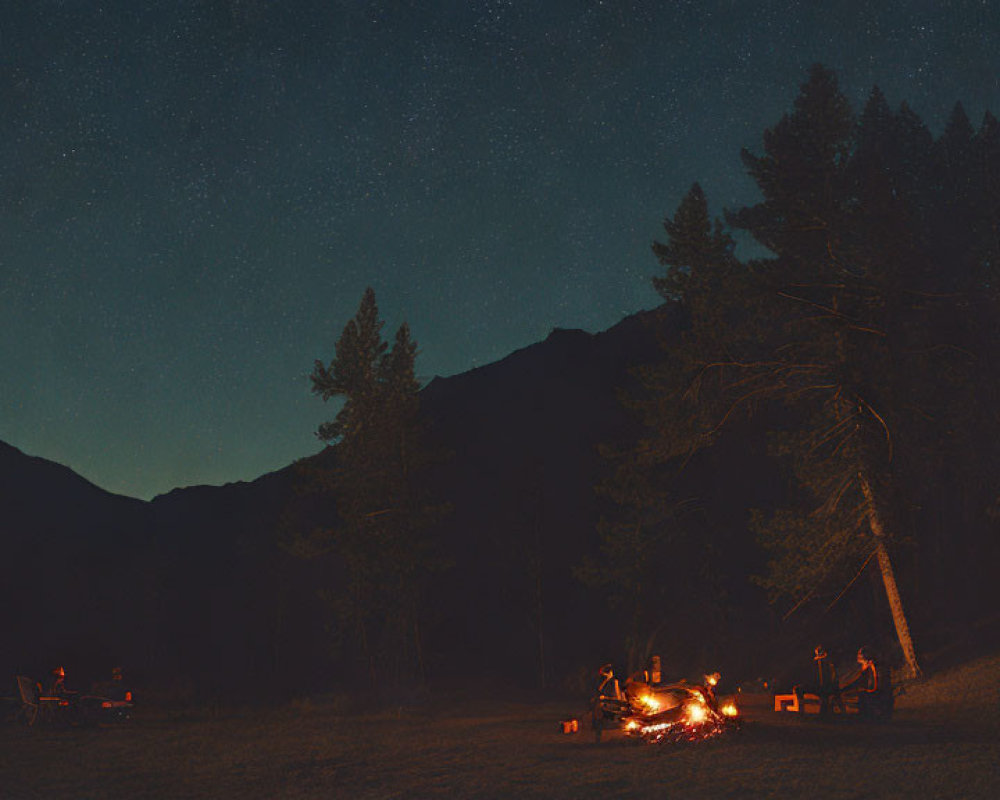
622,676,738,744
685,702,707,725
638,694,661,713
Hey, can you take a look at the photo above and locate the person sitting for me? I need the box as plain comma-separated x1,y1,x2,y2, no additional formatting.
591,663,630,739
47,667,68,697
793,645,843,716
92,666,128,701
108,666,128,701
595,663,622,700
840,646,893,719
44,666,82,723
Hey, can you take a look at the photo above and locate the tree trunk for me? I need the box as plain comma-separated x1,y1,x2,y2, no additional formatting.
860,474,922,678
355,580,377,689
413,615,425,684
535,567,547,690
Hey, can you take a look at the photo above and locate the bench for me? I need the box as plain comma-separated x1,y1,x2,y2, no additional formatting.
774,692,855,714
774,693,824,712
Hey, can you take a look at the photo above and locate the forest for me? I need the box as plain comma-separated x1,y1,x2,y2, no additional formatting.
285,63,1000,694
588,63,1000,679
5,64,1000,701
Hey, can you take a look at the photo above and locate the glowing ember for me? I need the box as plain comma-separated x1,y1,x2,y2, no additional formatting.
629,715,728,745
641,721,674,735
685,702,707,725
637,694,661,713
616,678,741,745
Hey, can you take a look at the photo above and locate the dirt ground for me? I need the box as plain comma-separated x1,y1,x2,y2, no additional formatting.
3,655,999,799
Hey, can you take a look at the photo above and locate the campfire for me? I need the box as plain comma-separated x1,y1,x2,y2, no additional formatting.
621,678,741,744
589,662,741,744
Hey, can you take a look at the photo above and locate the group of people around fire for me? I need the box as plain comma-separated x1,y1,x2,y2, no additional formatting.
595,643,893,726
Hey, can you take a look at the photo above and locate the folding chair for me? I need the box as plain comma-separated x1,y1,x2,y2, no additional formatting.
16,675,64,726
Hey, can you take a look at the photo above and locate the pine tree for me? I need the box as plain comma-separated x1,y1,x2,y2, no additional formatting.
622,68,933,676
296,289,444,687
585,183,745,672
602,64,1000,678
730,68,922,676
311,287,387,444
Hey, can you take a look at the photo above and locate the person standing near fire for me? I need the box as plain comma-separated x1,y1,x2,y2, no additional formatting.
793,645,843,716
701,671,722,713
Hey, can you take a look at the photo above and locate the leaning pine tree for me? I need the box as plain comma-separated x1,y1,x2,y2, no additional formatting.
634,66,948,678
730,67,921,677
727,68,931,677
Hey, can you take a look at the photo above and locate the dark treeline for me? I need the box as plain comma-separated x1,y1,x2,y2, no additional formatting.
5,65,1000,703
279,65,1000,694
590,64,1000,682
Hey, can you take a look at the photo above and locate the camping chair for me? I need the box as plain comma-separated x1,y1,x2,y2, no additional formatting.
16,675,65,726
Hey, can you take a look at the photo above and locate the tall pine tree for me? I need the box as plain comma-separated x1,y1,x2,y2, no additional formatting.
584,183,745,672
615,67,972,677
727,67,922,676
296,288,444,687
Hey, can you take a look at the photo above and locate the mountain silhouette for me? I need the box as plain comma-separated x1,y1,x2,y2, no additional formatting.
2,307,799,698
2,310,674,695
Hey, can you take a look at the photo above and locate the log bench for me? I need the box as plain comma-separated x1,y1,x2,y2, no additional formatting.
774,692,857,713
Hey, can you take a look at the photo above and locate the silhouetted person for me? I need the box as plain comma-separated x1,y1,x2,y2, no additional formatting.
841,647,892,719
47,666,68,697
794,645,843,716
591,662,629,741
93,666,127,701
700,671,721,713
45,666,82,723
595,663,622,700
108,666,127,701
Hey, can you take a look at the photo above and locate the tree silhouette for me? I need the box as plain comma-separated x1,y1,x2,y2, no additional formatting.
606,65,1000,677
584,183,745,672
295,288,445,687
727,67,923,676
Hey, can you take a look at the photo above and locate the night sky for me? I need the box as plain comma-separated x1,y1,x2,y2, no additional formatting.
2,1,998,500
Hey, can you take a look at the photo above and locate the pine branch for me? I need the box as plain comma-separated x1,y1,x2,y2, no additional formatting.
824,548,878,612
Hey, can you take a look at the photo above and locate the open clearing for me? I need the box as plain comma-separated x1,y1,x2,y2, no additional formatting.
3,655,998,799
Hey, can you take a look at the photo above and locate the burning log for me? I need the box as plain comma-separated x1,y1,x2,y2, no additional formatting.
622,679,741,744
589,662,741,744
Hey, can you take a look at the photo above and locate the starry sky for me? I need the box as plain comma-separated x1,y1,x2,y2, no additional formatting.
1,1,998,500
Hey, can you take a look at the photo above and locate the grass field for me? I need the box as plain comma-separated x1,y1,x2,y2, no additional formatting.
3,654,998,799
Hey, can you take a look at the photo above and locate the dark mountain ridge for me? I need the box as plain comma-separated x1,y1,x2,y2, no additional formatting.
5,304,977,699
2,310,672,696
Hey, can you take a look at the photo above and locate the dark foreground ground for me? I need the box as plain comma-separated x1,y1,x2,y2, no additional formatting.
3,654,998,799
